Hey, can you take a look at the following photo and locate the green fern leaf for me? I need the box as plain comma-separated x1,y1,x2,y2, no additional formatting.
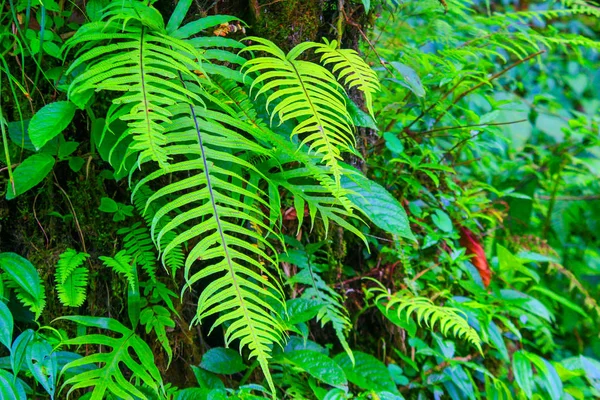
55,249,90,308
99,251,137,291
118,222,158,281
64,0,207,169
132,103,287,394
284,243,354,363
242,37,356,184
58,316,164,400
313,38,381,118
369,283,482,352
140,305,175,367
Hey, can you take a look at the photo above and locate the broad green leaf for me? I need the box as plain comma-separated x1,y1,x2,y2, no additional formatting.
200,348,247,375
98,197,118,213
29,101,76,150
11,330,34,376
280,350,347,388
500,289,553,322
525,353,563,400
6,154,55,200
390,62,425,97
0,369,26,400
361,0,371,12
173,15,240,39
487,321,509,362
58,316,164,400
0,301,13,350
513,350,533,398
191,366,225,390
334,351,399,394
347,98,377,130
286,298,322,325
26,339,58,397
384,132,404,154
431,209,453,233
342,173,415,241
85,0,109,21
0,253,46,318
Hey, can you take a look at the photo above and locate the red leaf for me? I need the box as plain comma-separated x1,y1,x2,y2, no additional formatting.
459,227,492,287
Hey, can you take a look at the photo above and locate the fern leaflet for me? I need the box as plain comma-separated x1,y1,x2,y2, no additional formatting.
55,249,90,308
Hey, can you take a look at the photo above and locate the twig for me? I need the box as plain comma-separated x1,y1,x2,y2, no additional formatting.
536,194,600,201
53,173,88,255
418,119,527,135
434,50,545,125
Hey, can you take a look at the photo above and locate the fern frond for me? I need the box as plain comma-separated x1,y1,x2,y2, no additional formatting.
118,222,158,281
314,38,381,118
64,0,207,169
241,37,356,185
140,305,175,367
284,245,354,363
369,284,482,352
132,103,287,393
58,316,164,400
55,249,90,308
99,251,137,291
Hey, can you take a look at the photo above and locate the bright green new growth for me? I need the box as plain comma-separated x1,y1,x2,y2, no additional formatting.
314,38,381,118
242,37,357,185
369,283,482,353
55,249,90,308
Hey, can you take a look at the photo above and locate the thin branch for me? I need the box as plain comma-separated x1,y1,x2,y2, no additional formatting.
418,119,527,136
435,50,545,124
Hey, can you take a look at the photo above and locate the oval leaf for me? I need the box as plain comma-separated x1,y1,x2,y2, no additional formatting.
6,154,55,200
283,350,347,388
0,253,46,318
200,348,247,375
29,101,76,150
342,173,415,241
0,301,13,351
334,351,398,394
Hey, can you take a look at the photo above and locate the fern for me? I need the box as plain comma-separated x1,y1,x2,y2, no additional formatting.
55,249,90,308
118,222,158,281
100,251,137,291
58,316,164,400
132,186,185,274
283,242,354,363
132,103,287,393
140,305,175,367
368,282,482,352
314,38,381,118
242,37,357,184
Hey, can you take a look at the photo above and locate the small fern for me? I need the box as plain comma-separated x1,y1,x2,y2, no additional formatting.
368,282,482,352
55,249,90,308
283,242,354,363
118,222,158,281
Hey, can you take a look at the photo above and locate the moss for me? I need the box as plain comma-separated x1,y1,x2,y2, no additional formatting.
250,0,324,51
